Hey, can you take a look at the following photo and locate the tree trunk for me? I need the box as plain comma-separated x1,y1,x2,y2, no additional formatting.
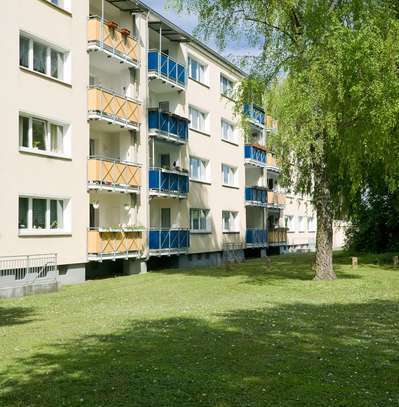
313,167,336,280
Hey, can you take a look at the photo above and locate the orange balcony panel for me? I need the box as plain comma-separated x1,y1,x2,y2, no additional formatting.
88,17,139,64
88,230,144,256
88,86,141,129
268,228,288,245
267,191,286,206
267,154,278,168
88,158,141,191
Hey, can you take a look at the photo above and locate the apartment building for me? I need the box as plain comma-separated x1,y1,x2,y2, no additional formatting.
1,0,337,295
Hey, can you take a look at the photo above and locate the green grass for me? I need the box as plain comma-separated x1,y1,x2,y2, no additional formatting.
1,252,399,407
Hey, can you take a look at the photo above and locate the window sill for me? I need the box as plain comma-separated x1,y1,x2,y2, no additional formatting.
20,66,72,88
19,147,72,161
223,231,240,234
189,128,211,137
19,229,72,237
39,0,72,16
190,178,211,186
221,138,239,147
189,77,210,89
190,230,212,235
222,184,239,190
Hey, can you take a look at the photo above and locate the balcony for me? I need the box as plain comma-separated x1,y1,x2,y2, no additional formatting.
88,86,141,130
88,156,141,193
87,16,139,67
244,144,267,167
149,168,189,198
245,187,267,207
148,50,186,91
88,228,144,261
148,109,189,144
243,104,265,128
268,227,288,246
246,229,267,248
149,229,190,256
267,191,286,209
266,154,280,172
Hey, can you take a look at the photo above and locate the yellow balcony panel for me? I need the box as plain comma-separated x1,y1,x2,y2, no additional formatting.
268,228,288,246
266,154,280,172
87,16,139,67
267,191,286,208
88,157,141,193
88,86,141,130
88,229,144,260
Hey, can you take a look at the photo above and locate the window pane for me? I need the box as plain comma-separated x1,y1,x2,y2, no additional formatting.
33,42,47,74
51,49,64,80
19,37,30,68
50,200,58,229
19,116,29,148
18,198,29,229
50,124,63,153
32,119,46,150
200,211,207,230
32,199,46,229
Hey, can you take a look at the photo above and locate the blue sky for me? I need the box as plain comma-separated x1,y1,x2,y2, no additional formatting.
141,0,257,58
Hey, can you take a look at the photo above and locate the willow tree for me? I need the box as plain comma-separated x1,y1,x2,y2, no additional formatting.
171,0,399,280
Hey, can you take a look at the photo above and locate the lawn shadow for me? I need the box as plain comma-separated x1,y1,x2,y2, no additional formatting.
0,306,35,327
1,300,398,406
153,252,362,285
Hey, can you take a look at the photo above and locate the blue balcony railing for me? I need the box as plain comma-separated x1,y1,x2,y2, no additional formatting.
148,50,186,88
246,229,267,247
149,168,189,197
149,229,190,252
244,145,266,166
148,109,189,143
245,187,267,205
243,104,265,127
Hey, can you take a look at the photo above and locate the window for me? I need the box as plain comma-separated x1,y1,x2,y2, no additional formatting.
285,215,294,231
221,120,236,143
220,75,233,96
189,106,207,132
298,216,305,232
222,211,238,232
19,114,67,156
19,34,68,81
222,164,237,187
190,209,210,232
18,197,68,232
188,56,207,84
190,157,209,182
307,217,316,232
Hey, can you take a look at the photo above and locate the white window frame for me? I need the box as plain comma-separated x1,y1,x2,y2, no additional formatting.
307,217,316,232
19,32,70,83
18,196,71,236
190,208,211,233
222,211,239,233
188,56,208,85
19,113,70,158
220,74,234,97
190,156,210,183
221,164,237,187
298,216,305,232
49,0,72,12
221,119,237,144
285,215,294,231
189,106,208,133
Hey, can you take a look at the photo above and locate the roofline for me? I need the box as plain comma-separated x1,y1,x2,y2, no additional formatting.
112,0,247,77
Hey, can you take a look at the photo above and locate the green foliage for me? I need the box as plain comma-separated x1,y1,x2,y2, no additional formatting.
171,0,399,217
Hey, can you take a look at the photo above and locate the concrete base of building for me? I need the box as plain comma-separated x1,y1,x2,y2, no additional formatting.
58,263,86,285
179,251,224,268
0,280,59,299
123,259,147,275
286,244,315,253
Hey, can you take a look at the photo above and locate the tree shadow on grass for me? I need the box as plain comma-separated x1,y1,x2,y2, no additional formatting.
0,306,35,327
1,300,398,407
154,252,362,284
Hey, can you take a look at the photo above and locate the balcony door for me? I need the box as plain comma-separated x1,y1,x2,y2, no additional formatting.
161,208,171,229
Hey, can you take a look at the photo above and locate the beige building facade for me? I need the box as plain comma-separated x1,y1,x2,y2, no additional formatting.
0,0,344,289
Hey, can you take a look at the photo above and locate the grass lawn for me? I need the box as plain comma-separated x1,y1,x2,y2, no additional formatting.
0,252,398,407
